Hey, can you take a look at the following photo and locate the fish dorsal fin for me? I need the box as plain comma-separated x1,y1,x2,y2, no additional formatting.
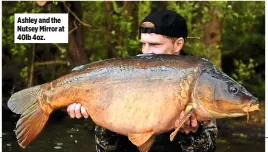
136,53,154,57
170,103,196,141
128,131,155,147
139,135,156,152
71,65,86,71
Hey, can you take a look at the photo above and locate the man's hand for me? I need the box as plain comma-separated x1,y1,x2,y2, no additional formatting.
66,103,211,134
179,111,211,134
67,103,89,119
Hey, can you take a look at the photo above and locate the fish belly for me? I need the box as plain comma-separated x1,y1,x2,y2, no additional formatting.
87,80,187,136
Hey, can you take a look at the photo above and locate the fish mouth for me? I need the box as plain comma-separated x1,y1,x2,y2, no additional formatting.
242,103,260,112
242,102,260,122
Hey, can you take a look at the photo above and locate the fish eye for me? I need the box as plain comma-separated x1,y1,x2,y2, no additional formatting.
229,85,239,94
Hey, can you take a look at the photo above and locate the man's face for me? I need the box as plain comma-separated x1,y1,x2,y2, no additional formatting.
140,33,182,55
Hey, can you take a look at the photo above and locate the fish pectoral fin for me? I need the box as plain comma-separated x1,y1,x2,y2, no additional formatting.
128,131,155,147
138,135,156,152
170,103,195,141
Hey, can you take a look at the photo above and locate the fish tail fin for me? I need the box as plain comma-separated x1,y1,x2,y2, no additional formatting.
8,85,51,148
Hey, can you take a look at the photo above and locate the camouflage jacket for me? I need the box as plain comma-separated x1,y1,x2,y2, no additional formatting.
95,120,218,152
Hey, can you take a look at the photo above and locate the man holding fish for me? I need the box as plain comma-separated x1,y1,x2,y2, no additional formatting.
67,10,218,152
8,9,259,152
8,8,259,152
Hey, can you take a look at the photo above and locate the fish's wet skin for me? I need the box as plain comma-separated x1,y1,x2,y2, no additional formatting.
7,54,259,151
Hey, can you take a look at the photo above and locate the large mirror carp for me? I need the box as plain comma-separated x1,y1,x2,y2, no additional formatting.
8,54,259,152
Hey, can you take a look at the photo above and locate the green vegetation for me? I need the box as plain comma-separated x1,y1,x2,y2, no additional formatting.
2,1,265,103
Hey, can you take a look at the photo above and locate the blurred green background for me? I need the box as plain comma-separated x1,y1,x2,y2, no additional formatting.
2,1,265,101
2,1,264,101
2,1,265,152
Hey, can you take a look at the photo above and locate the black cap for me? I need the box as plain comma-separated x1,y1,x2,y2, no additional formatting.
140,10,188,39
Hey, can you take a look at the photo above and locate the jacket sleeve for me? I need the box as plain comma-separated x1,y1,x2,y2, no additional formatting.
95,125,120,152
176,120,218,152
95,125,137,152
